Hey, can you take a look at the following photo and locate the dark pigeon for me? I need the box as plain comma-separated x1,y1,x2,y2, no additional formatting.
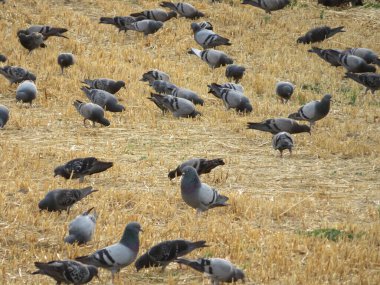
160,2,205,19
297,26,345,44
272,132,294,157
0,65,36,85
225,65,245,83
191,22,231,49
17,31,46,53
82,78,125,94
0,54,6,62
73,100,111,127
16,81,37,105
0,104,9,128
168,158,225,180
241,0,290,13
81,87,125,112
247,118,310,134
345,72,380,94
317,0,363,7
130,9,177,22
308,47,342,67
25,25,68,40
188,48,233,69
58,53,74,74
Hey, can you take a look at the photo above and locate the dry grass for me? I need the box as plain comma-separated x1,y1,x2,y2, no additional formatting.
0,0,380,284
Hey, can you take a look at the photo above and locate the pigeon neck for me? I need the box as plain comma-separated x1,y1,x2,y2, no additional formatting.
182,172,202,192
120,227,140,251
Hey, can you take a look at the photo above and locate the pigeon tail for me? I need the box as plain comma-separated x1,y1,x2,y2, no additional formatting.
189,240,208,250
175,258,204,272
160,1,177,10
241,0,260,8
75,255,93,265
212,194,229,208
328,26,345,38
288,112,302,120
79,187,99,200
99,17,116,25
91,161,113,174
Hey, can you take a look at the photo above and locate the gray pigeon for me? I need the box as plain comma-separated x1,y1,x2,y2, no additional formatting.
135,240,208,271
32,260,99,284
38,187,98,213
272,132,294,157
288,94,332,127
125,20,163,36
168,158,225,180
176,258,245,284
180,166,228,213
0,54,6,62
275,81,294,103
81,87,125,112
25,25,68,40
82,78,125,94
344,72,380,94
0,104,9,128
17,31,46,53
241,0,290,13
160,2,205,19
188,48,233,69
308,47,342,67
297,26,345,44
58,53,75,74
247,118,311,134
0,65,36,85
218,82,244,93
140,69,170,84
151,80,177,94
99,16,145,32
149,93,201,118
343,48,380,66
191,23,231,49
65,207,97,245
171,87,204,105
198,21,213,30
338,53,376,73
318,0,363,6
54,157,113,182
76,222,142,279
208,83,252,113
225,65,245,83
16,81,37,105
73,100,110,127
130,9,177,22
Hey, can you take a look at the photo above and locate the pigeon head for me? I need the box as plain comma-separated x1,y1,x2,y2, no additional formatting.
17,29,29,36
87,265,99,281
322,94,332,102
236,98,253,113
83,207,94,216
168,11,177,18
26,73,37,82
365,65,376,73
120,222,142,247
191,22,201,33
116,80,126,89
38,197,50,210
234,268,246,283
134,254,150,272
296,36,307,44
54,165,70,179
181,166,199,183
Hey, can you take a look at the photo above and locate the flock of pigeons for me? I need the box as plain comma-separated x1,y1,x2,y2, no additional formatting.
0,0,379,284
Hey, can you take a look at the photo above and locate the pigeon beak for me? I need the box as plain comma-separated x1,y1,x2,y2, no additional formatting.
85,207,95,215
140,228,144,232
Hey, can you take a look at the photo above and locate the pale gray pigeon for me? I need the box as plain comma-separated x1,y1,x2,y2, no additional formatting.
338,53,376,73
297,26,345,44
242,0,290,13
275,81,294,103
247,118,310,134
130,9,177,22
180,166,228,213
191,22,231,49
176,258,245,284
54,157,113,182
99,16,145,32
65,207,97,245
135,240,208,271
272,132,294,157
73,100,111,127
0,65,36,85
76,222,142,279
188,48,233,69
32,260,99,284
151,80,177,94
82,78,125,94
171,87,204,105
149,93,201,118
58,53,74,74
343,48,380,66
168,158,225,180
225,65,245,83
0,104,9,128
17,31,46,53
125,20,163,36
81,87,125,112
16,81,37,105
140,70,170,84
308,47,342,67
344,72,380,94
38,187,98,213
208,83,252,113
0,54,6,62
160,2,205,19
288,94,332,127
25,25,68,40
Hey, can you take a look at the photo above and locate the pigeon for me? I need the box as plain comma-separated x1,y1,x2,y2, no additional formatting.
38,187,98,213
343,48,380,66
82,78,126,94
32,260,99,285
180,166,228,213
344,72,380,94
176,258,245,284
338,53,376,73
198,21,213,30
168,158,225,180
24,25,68,40
275,81,294,103
58,53,75,74
73,100,111,127
288,94,332,127
140,70,170,84
218,82,244,93
297,26,345,44
65,207,97,245
191,22,231,49
0,54,6,62
208,83,252,113
188,48,233,69
241,0,290,13
160,2,205,19
130,9,177,22
124,20,163,36
247,118,311,134
171,87,204,105
272,132,294,157
17,31,46,53
317,0,363,6
0,65,36,85
151,80,177,94
0,104,9,128
76,222,142,279
54,157,113,182
135,240,208,272
225,65,245,83
148,93,201,118
99,16,145,32
81,87,125,112
308,47,342,67
16,81,37,105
